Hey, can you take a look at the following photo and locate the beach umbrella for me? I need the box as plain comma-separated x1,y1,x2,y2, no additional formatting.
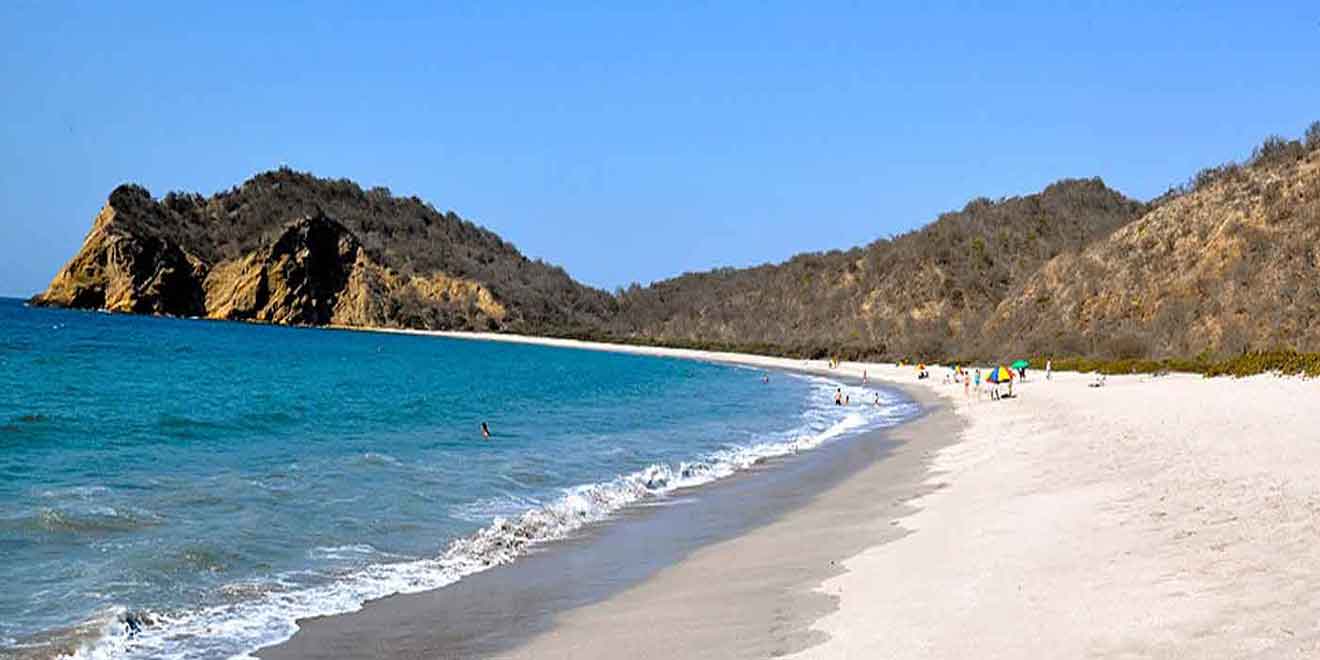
986,366,1014,383
1011,359,1030,369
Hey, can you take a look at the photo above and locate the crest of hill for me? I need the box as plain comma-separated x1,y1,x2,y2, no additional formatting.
986,130,1320,359
32,168,614,332
606,177,1146,358
34,122,1320,362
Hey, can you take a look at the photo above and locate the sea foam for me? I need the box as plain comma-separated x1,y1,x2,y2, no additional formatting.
60,379,916,660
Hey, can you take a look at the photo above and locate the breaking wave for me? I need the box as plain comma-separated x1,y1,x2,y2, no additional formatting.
56,380,917,660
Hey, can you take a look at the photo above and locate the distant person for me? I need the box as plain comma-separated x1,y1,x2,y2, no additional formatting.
964,374,970,399
845,394,850,405
1046,359,1053,381
873,393,881,406
862,370,869,384
762,374,770,384
834,388,843,406
974,368,982,400
481,422,491,439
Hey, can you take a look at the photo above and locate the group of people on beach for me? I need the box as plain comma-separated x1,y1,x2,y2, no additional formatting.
833,386,883,408
944,365,1011,401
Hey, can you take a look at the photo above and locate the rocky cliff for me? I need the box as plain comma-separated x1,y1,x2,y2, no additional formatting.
32,170,613,332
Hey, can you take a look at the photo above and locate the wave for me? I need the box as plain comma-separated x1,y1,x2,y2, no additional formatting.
0,506,162,537
57,380,917,659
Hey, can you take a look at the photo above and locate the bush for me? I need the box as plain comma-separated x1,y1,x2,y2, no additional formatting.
1251,135,1306,167
1306,121,1320,151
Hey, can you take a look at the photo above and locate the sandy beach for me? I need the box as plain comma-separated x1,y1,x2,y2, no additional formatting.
279,330,1320,658
794,367,1320,659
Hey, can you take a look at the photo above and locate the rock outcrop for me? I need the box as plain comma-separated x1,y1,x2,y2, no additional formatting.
32,171,610,332
204,213,363,325
31,186,207,316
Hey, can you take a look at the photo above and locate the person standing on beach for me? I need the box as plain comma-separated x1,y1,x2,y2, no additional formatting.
974,368,982,400
1046,359,1053,380
964,374,970,399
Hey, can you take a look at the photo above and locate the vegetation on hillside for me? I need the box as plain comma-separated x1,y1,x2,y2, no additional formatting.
37,170,615,332
607,178,1145,359
33,122,1320,378
988,123,1320,359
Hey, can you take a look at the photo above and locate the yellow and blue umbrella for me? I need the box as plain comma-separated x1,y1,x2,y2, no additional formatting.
986,366,1014,383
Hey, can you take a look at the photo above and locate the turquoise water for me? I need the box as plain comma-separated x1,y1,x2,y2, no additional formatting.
0,298,915,659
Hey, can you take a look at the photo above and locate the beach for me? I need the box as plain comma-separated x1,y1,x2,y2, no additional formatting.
795,368,1320,658
274,331,1320,659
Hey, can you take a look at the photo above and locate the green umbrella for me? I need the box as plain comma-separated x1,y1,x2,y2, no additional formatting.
1011,359,1030,369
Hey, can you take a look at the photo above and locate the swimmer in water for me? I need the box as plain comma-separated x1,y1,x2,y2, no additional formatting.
834,388,843,405
481,422,491,439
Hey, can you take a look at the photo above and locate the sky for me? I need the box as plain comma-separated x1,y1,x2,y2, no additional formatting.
2,2,1318,298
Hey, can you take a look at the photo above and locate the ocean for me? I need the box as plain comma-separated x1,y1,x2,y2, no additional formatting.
0,297,917,659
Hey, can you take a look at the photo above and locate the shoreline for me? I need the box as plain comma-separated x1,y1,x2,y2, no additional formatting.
257,330,950,659
274,328,1320,658
492,373,955,660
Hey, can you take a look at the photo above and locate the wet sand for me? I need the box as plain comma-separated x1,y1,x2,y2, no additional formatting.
493,382,954,660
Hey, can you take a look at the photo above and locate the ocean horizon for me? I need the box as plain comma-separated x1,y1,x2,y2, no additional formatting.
0,298,917,659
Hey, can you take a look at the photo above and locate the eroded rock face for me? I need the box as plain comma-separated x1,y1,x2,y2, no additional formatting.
31,196,206,317
205,213,363,325
33,182,516,332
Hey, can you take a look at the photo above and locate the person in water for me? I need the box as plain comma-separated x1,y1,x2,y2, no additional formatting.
481,422,491,439
834,388,843,406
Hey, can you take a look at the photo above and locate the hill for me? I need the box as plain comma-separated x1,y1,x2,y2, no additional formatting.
32,122,1320,363
31,169,614,332
986,131,1320,358
605,178,1145,358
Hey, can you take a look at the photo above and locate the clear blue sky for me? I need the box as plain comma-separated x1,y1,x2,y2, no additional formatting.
2,2,1318,298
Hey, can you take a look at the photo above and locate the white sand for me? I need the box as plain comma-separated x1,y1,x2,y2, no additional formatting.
794,368,1320,659
373,330,1320,657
